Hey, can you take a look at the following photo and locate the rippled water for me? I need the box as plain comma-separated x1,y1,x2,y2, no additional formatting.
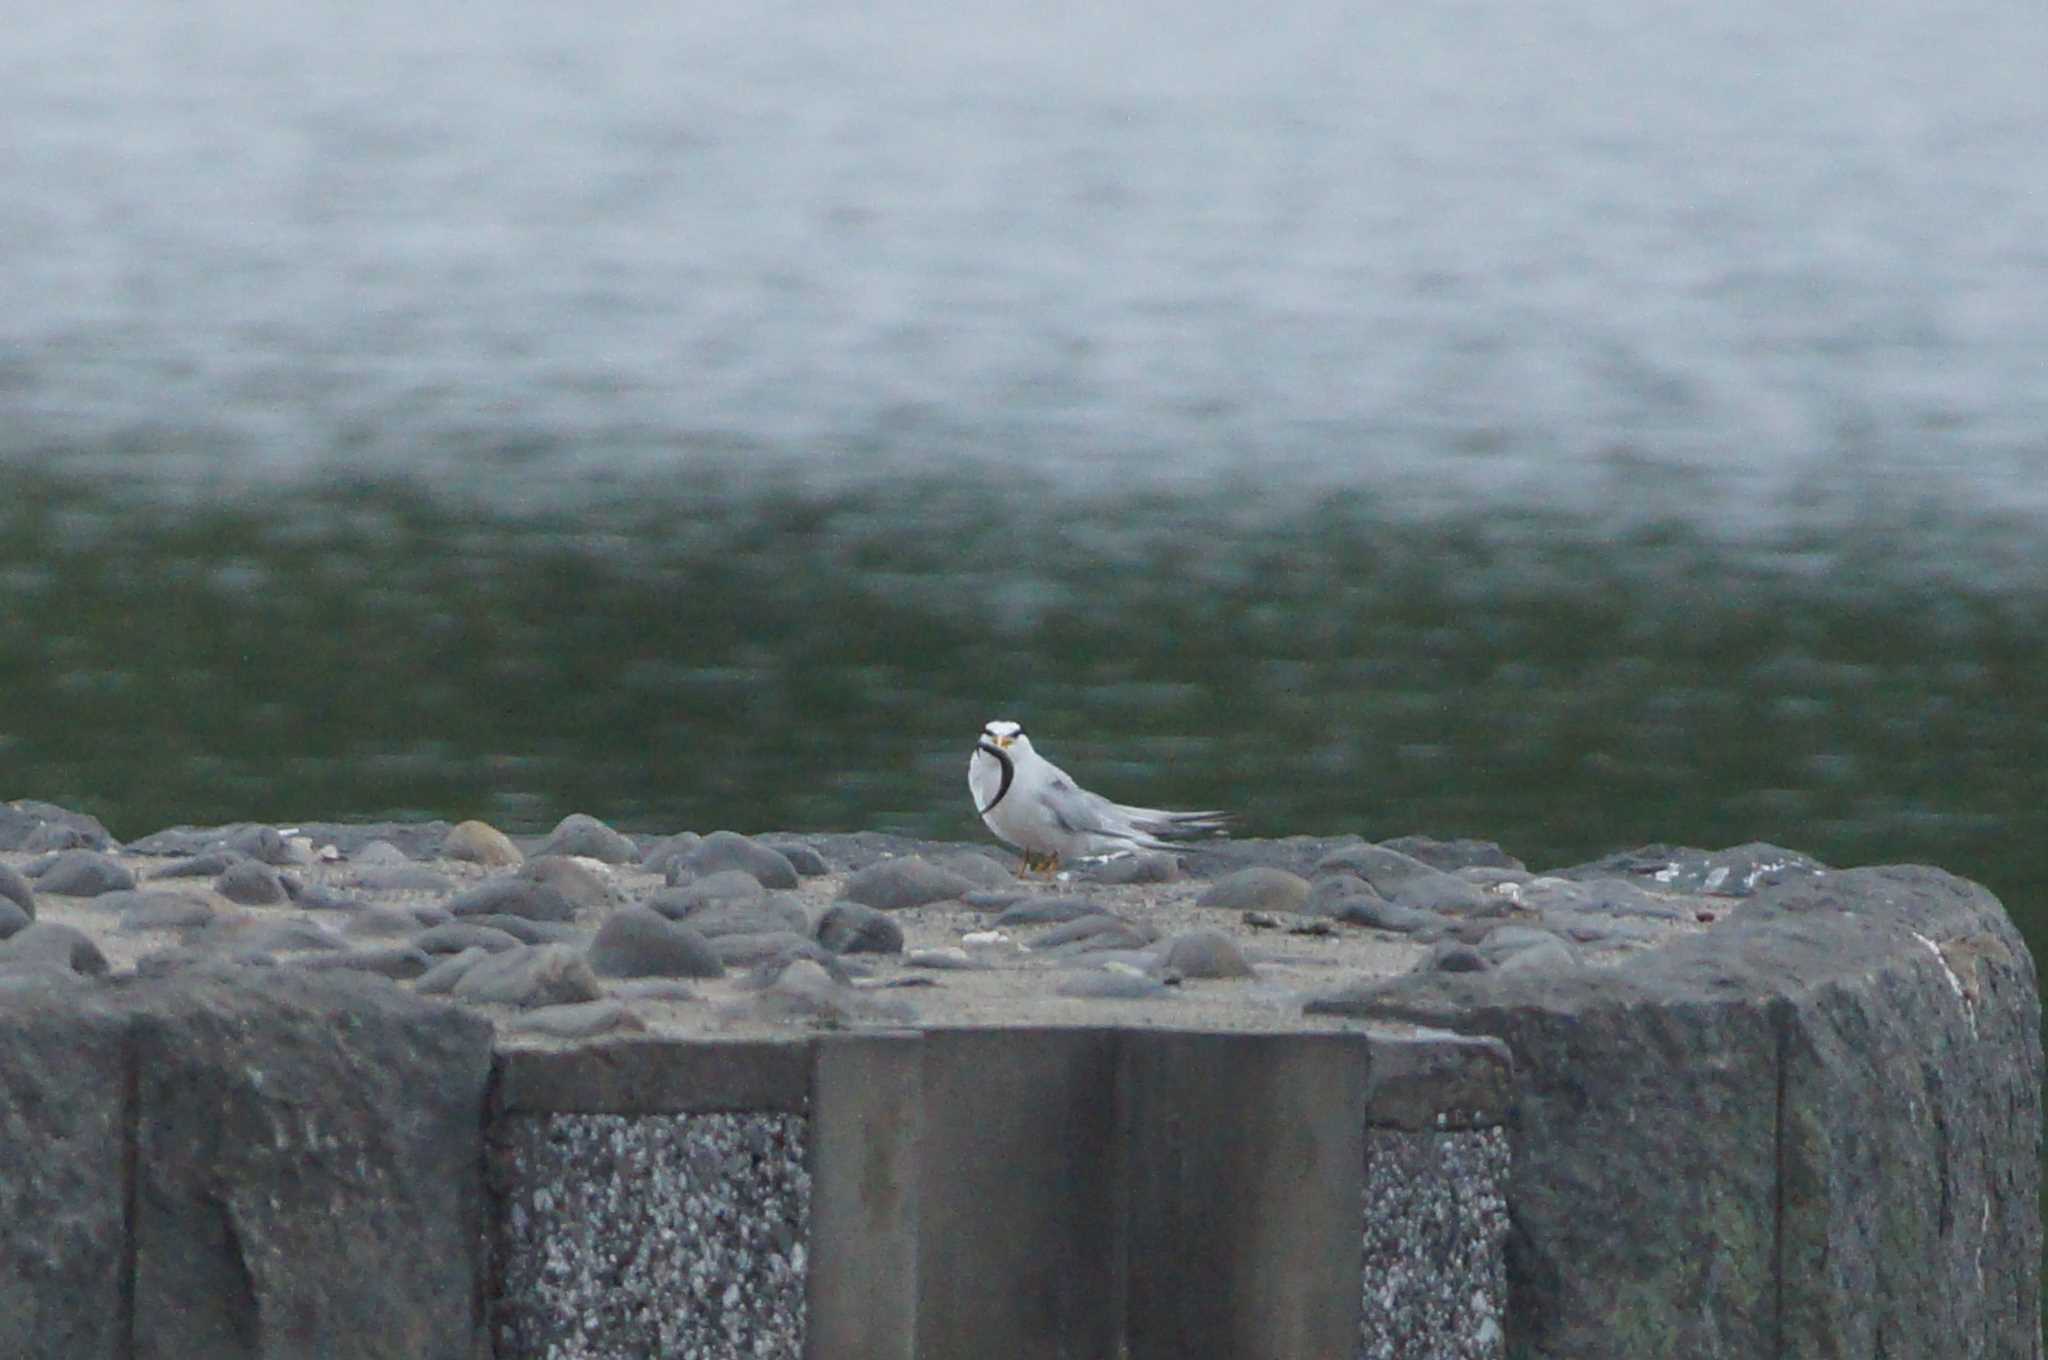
2,5,2044,1017
5,0,2047,518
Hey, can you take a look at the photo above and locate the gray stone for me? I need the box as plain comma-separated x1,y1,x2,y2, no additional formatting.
414,921,524,955
349,838,411,866
291,884,365,912
1074,849,1182,884
1380,835,1526,873
754,957,858,1022
535,812,638,864
1313,842,1442,893
0,896,28,940
905,947,987,971
714,930,825,969
31,850,135,898
1494,937,1582,975
673,900,811,941
588,906,724,979
994,895,1109,927
1547,841,1827,897
1303,872,1378,915
0,862,34,919
128,971,494,1360
1514,875,1687,921
214,859,287,905
147,850,244,879
1425,942,1490,973
840,856,977,910
452,943,604,1009
445,875,578,923
0,800,115,852
469,914,581,945
203,919,346,956
928,848,1018,889
0,921,108,976
489,1112,809,1360
816,901,905,955
507,999,642,1040
1389,871,1504,917
638,831,703,875
290,945,435,980
286,821,456,861
342,906,429,938
1195,866,1312,913
675,830,800,889
1033,915,1157,954
441,819,524,868
1158,929,1255,979
1056,970,1173,1000
1541,912,1670,949
223,824,302,866
1331,895,1454,935
758,837,830,876
414,947,491,996
604,978,702,1004
351,865,456,894
114,891,217,932
1475,924,1573,964
520,854,616,911
646,868,767,918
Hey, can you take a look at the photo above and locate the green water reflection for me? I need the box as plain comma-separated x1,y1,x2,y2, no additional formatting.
3,468,2043,969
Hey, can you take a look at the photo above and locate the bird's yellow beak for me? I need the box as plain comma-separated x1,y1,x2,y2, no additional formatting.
997,735,1014,749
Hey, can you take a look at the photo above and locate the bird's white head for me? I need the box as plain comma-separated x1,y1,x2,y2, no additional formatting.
978,719,1032,758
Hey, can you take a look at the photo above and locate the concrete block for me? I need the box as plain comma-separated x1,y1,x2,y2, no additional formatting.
1120,1029,1368,1360
0,976,131,1360
913,1027,1124,1360
1362,1030,1513,1131
807,1032,922,1360
492,1035,813,1114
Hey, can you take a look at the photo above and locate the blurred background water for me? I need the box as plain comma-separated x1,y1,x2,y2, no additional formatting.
2,0,2044,972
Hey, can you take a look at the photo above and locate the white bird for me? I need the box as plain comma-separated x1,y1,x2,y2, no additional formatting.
967,719,1231,875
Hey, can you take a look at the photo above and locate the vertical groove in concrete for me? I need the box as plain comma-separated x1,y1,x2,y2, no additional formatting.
1772,1001,1789,1360
808,1033,922,1360
913,1028,1124,1360
1121,1031,1368,1360
474,1062,505,1360
117,1019,139,1360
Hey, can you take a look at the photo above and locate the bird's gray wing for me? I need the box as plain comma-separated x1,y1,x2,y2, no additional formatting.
1036,779,1227,852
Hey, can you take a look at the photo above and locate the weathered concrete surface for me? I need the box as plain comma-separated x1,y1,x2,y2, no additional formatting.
1311,864,2043,1360
129,971,498,1360
0,974,132,1360
807,1034,923,1360
1121,1030,1368,1360
913,1027,1127,1360
1,969,497,1360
